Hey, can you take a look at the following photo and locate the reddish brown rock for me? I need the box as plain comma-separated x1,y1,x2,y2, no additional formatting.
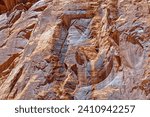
0,0,38,14
0,0,149,100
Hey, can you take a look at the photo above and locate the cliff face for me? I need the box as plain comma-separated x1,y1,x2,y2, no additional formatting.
0,0,37,13
0,0,149,100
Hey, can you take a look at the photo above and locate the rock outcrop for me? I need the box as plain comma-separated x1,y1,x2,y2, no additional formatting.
0,0,149,100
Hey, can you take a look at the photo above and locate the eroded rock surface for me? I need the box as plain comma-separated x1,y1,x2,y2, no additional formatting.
0,0,149,100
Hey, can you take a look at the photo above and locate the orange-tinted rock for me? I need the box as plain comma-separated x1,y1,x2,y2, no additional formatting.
0,0,38,14
0,0,149,100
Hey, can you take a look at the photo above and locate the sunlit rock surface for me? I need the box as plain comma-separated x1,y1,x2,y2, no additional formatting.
0,0,149,100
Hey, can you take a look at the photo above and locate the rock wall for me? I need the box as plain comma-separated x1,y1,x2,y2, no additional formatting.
0,0,149,100
0,0,37,13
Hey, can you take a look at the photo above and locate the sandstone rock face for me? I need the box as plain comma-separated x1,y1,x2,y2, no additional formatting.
0,0,37,14
0,0,149,100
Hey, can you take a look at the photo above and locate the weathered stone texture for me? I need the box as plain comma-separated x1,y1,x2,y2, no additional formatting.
0,0,149,100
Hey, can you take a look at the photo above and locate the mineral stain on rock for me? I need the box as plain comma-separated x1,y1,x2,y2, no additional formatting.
0,0,149,100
